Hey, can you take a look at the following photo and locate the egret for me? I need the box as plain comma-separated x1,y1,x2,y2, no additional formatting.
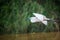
30,13,51,25
29,13,59,32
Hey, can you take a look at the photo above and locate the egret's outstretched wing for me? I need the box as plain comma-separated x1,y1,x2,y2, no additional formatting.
30,17,40,23
33,13,45,21
41,21,47,25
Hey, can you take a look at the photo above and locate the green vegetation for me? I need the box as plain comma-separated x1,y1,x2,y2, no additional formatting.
0,0,60,34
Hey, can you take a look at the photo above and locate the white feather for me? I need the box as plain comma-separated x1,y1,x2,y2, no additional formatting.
30,17,40,23
33,13,46,21
41,21,47,25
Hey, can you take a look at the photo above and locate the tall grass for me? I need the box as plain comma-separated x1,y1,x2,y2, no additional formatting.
0,0,59,34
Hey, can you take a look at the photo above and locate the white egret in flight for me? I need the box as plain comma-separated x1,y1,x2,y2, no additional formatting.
30,13,50,25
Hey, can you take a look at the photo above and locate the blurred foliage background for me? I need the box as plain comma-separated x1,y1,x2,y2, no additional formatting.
0,0,60,34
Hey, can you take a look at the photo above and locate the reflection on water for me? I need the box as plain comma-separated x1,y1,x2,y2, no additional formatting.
0,32,60,40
